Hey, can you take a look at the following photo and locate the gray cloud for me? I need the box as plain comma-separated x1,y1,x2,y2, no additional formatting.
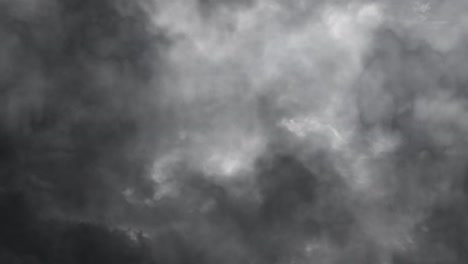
2,0,468,263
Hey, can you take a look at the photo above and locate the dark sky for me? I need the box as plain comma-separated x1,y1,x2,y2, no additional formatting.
1,0,468,263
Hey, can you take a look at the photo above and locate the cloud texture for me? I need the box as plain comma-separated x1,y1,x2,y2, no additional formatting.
2,0,468,263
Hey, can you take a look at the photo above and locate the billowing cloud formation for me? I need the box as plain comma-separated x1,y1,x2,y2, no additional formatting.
2,0,468,263
144,0,468,263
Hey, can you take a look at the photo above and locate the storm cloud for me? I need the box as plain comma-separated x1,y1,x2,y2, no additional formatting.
1,0,468,263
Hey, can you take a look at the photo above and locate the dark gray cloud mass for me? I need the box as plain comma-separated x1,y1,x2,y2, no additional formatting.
1,0,468,263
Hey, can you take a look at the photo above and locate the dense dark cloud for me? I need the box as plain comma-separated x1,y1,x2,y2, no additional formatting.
0,0,169,262
0,0,168,217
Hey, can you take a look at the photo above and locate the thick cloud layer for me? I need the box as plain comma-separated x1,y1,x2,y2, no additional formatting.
1,0,468,263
